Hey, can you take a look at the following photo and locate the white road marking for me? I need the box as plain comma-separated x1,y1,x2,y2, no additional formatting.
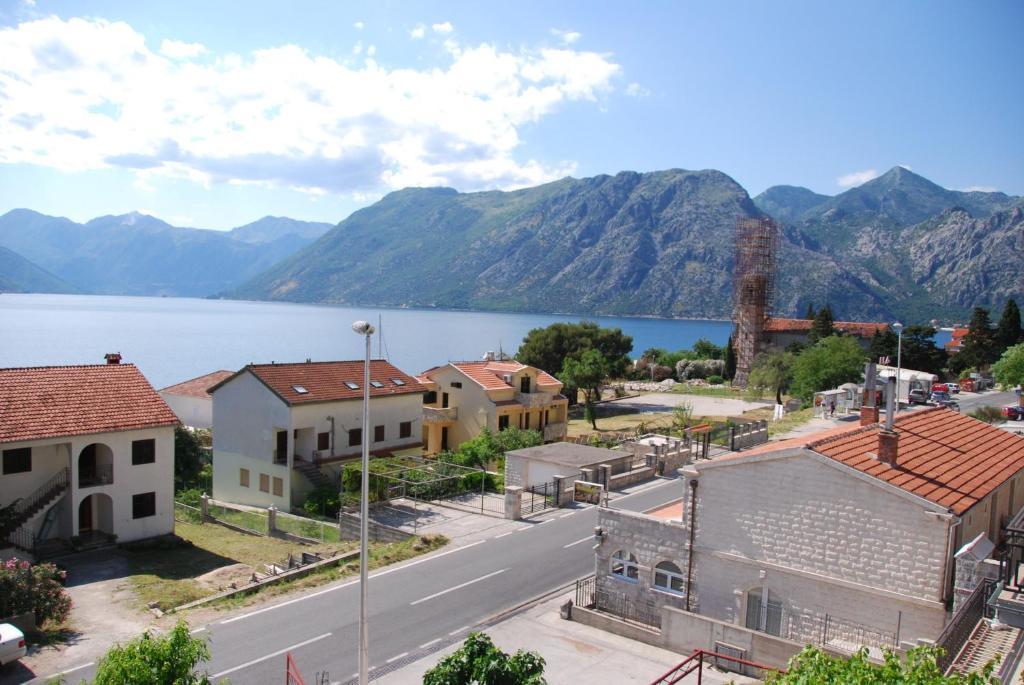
494,530,516,539
220,540,486,625
386,652,409,663
560,511,575,518
411,569,507,606
211,632,332,678
51,662,95,677
190,627,207,634
449,625,470,636
563,536,591,548
420,637,442,649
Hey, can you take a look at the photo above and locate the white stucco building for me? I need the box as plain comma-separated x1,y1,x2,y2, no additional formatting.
416,360,568,455
210,359,424,510
592,407,1024,663
159,369,233,429
0,362,179,555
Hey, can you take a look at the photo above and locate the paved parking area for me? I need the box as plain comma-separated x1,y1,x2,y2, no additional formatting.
606,393,768,417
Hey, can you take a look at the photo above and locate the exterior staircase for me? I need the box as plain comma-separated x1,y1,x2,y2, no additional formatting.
948,619,1022,677
1,468,70,550
292,458,331,490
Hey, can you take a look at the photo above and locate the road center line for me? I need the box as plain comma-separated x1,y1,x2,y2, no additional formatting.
494,530,516,539
448,625,470,636
560,511,575,518
386,652,409,664
420,637,442,649
563,536,592,548
411,569,507,606
50,662,95,678
212,632,332,678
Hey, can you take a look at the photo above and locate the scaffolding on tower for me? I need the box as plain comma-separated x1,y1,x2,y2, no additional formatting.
732,216,779,387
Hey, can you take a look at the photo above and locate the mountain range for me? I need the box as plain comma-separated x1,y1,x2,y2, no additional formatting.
1,167,1020,322
0,211,332,297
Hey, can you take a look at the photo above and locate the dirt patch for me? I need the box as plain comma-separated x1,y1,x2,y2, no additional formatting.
195,562,255,591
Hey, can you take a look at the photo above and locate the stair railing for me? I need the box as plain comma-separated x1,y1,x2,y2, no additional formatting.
12,467,70,517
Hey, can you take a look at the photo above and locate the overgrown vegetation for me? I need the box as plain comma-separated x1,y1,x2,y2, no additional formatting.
175,426,211,492
0,557,72,625
424,632,546,685
92,621,215,685
765,645,997,684
993,342,1024,389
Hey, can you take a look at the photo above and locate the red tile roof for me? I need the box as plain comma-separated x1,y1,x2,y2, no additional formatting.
947,327,969,352
212,360,424,405
0,364,179,443
160,370,234,399
445,361,562,391
730,408,1024,515
765,317,888,339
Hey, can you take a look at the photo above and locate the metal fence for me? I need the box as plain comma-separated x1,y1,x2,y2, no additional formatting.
936,578,996,674
575,575,596,608
275,510,340,543
522,481,556,515
595,588,662,629
206,500,268,535
173,500,202,524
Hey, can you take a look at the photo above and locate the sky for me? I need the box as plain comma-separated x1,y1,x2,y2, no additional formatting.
0,0,1021,230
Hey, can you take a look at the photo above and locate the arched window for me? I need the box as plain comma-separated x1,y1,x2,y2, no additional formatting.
744,587,784,636
610,550,639,582
653,561,685,594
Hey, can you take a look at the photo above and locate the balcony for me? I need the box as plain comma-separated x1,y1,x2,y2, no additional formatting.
423,406,458,424
517,392,555,408
544,422,567,442
79,463,113,488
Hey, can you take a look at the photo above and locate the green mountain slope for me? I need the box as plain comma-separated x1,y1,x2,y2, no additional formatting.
0,245,78,294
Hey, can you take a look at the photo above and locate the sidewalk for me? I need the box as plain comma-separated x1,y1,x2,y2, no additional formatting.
373,591,753,685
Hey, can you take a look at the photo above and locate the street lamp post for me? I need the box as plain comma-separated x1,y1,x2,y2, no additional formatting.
351,320,375,685
893,321,904,415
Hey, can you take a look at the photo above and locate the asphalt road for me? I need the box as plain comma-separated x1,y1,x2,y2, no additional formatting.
938,389,1019,415
43,479,684,684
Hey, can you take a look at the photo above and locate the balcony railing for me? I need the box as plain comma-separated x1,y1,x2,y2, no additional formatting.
423,406,458,424
79,463,113,488
517,392,554,408
543,422,567,442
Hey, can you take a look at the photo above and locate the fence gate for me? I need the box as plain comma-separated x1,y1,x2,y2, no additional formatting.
522,481,556,515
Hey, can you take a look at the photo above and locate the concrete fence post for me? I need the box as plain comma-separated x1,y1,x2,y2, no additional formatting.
267,505,277,535
200,493,209,523
553,476,565,507
598,464,611,490
504,486,523,520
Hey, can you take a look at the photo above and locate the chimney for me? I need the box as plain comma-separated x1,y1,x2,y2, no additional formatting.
860,362,879,425
104,352,122,365
878,376,899,466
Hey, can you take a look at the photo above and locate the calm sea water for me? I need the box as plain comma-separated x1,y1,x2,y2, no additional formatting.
0,294,733,389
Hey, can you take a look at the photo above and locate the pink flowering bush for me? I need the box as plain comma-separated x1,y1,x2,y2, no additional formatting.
0,557,72,624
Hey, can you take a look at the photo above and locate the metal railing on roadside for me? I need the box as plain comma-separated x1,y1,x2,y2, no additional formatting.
650,649,785,685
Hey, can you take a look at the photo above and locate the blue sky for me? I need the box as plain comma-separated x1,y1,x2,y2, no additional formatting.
0,0,1021,229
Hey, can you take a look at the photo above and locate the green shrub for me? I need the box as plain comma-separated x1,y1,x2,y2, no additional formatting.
174,488,204,508
94,621,213,685
706,374,724,385
303,485,341,518
0,557,72,624
970,406,1005,424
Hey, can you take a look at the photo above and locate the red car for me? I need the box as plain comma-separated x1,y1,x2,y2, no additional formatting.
932,383,949,394
1002,406,1024,420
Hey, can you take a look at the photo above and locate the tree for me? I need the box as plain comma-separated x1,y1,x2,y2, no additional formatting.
900,325,948,376
954,307,999,373
423,632,546,685
0,558,72,624
559,349,607,430
805,302,816,320
93,621,215,685
724,334,737,380
691,338,723,360
808,305,835,344
993,343,1024,389
748,350,795,404
868,327,898,364
790,335,866,402
995,298,1023,352
516,322,632,403
765,645,997,684
671,401,694,436
174,426,206,492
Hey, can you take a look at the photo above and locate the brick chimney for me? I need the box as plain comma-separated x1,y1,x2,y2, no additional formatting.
104,352,122,365
861,361,879,426
860,405,879,426
878,430,899,466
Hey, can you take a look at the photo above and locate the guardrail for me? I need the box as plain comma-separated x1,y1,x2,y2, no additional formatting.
650,649,785,684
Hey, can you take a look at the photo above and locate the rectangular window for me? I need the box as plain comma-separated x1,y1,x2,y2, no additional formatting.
498,415,510,431
132,492,156,519
259,473,270,493
450,381,462,388
2,447,31,475
424,391,437,404
317,432,330,450
131,438,156,465
374,425,385,442
349,428,361,447
240,468,250,487
400,421,412,439
272,477,283,497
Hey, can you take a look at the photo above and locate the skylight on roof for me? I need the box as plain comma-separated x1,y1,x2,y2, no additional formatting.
391,378,406,386
345,381,360,390
292,385,309,394
370,380,384,388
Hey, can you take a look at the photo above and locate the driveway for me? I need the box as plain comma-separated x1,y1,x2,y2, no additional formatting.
605,392,768,417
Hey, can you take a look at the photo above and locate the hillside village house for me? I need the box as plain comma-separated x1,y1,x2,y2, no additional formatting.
588,406,1024,666
159,369,233,429
210,360,424,510
764,317,888,350
416,360,568,455
0,362,179,555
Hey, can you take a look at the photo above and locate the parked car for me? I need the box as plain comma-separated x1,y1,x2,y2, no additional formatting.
946,383,960,394
1003,405,1024,420
0,623,26,666
908,389,929,405
936,399,960,412
931,390,951,404
932,383,949,394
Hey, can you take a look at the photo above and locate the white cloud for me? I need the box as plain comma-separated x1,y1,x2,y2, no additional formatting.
0,16,621,195
625,82,650,98
352,40,363,55
22,0,36,6
837,168,879,188
159,38,207,59
962,185,998,193
551,28,581,45
366,44,376,57
431,22,454,34
410,24,426,39
353,21,364,30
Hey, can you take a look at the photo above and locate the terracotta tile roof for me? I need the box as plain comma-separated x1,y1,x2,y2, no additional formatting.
446,361,563,390
0,364,179,443
212,360,424,405
947,327,969,352
160,370,234,399
765,317,888,339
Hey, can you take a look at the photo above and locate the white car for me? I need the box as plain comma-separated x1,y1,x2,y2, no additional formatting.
947,383,960,394
0,623,26,666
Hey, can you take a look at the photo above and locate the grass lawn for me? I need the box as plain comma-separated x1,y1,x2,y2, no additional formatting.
765,407,815,437
671,384,747,398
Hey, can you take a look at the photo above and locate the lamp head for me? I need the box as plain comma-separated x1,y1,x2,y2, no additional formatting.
892,321,904,333
351,320,375,335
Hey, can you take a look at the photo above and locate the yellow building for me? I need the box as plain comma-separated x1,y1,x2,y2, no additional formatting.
417,360,569,454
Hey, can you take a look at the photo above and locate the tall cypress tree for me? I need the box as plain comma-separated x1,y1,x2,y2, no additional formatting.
996,298,1023,353
804,303,815,320
724,333,737,380
956,306,998,372
808,305,835,344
